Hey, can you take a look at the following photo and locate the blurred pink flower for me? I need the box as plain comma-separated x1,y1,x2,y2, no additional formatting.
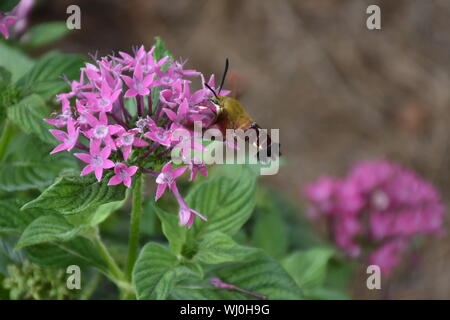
0,13,16,38
304,160,445,275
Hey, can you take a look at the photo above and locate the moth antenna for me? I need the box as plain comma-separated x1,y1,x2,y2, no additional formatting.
219,58,229,93
204,82,219,99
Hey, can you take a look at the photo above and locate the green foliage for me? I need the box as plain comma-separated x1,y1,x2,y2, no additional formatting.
0,41,34,82
251,209,289,259
193,231,258,265
172,250,302,300
153,36,173,61
17,52,85,98
133,243,202,300
0,199,47,235
22,172,127,215
0,0,20,12
186,171,257,238
0,135,78,192
15,215,83,250
22,22,69,50
7,94,54,144
282,248,334,291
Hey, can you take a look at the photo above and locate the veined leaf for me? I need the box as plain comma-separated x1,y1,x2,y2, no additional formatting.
193,231,258,265
0,40,34,82
133,242,203,300
154,202,187,254
21,171,126,215
0,199,46,235
0,199,105,270
212,250,302,300
0,135,78,192
174,250,302,300
25,238,106,270
6,94,54,144
17,51,85,97
187,168,257,239
22,22,69,49
15,215,83,250
282,248,335,291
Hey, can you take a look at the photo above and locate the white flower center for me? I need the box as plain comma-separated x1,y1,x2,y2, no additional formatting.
99,98,110,108
136,118,147,129
121,133,134,146
156,172,174,185
94,125,108,139
118,168,128,179
371,190,390,211
92,155,104,167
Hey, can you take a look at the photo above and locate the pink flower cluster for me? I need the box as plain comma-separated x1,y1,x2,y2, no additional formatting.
0,0,34,39
304,160,445,275
46,45,227,228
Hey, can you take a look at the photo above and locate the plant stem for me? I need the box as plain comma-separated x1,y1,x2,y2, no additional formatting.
92,231,124,282
92,232,135,299
126,174,143,281
0,120,13,162
79,272,102,300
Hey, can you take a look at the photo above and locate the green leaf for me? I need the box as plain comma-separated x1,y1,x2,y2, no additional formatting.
0,41,33,82
0,236,25,275
21,171,127,215
153,36,172,61
6,94,54,144
133,242,202,300
282,248,335,291
187,168,257,239
154,202,187,254
0,66,11,84
0,135,78,191
213,250,302,299
251,210,289,259
0,199,45,235
25,238,106,270
17,51,85,97
0,0,20,12
193,231,258,265
303,287,349,300
22,22,69,49
174,250,302,300
15,215,83,250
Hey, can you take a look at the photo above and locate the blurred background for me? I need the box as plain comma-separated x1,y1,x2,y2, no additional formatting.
30,0,450,299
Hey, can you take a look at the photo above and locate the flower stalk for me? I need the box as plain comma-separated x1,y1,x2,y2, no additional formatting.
0,120,13,162
126,173,143,281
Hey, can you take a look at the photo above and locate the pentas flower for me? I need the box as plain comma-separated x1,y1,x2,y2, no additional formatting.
122,63,154,98
75,140,115,182
0,0,35,39
47,45,221,228
304,160,445,275
84,112,120,150
50,117,79,154
108,163,138,188
155,162,206,228
115,128,148,161
0,13,16,39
